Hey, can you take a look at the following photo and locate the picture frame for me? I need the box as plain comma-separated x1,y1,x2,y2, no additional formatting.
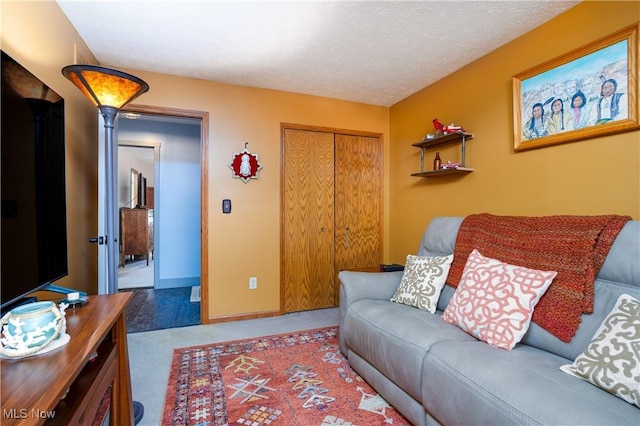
513,23,639,152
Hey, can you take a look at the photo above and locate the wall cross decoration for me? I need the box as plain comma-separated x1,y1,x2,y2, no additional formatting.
229,142,263,183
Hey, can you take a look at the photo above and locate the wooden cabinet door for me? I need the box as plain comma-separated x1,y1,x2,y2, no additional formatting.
282,129,335,312
334,134,383,290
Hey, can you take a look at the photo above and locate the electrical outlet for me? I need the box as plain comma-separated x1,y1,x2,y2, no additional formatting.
249,277,257,290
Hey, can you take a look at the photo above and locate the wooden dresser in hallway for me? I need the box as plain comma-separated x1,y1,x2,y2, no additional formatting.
120,208,154,267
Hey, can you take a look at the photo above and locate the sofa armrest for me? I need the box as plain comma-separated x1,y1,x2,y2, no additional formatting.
338,270,403,354
339,270,403,305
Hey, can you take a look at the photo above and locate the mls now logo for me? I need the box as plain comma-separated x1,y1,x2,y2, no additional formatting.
3,409,55,420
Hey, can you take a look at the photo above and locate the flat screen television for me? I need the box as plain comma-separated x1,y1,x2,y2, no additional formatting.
1,51,68,311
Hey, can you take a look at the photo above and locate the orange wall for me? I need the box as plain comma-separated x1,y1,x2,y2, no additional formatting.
1,1,100,298
2,2,390,319
118,72,389,319
388,1,640,263
5,1,638,320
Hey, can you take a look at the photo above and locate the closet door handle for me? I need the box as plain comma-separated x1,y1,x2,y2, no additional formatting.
344,227,350,248
320,227,326,232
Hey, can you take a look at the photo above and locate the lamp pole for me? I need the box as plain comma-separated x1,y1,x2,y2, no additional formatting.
62,65,148,425
101,106,119,294
61,65,149,294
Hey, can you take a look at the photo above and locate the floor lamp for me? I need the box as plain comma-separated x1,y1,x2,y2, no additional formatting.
62,64,149,425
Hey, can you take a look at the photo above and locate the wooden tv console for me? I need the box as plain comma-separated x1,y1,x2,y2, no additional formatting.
1,293,134,425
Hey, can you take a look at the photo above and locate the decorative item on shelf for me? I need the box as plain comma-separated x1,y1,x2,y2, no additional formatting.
229,142,263,183
0,301,69,358
433,118,465,135
441,161,462,170
433,152,442,170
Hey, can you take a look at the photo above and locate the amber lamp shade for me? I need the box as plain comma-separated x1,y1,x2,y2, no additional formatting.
61,65,148,110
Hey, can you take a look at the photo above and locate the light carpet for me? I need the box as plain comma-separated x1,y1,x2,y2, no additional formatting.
161,326,410,425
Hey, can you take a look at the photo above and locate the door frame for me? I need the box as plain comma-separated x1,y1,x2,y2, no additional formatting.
122,104,210,323
279,123,384,313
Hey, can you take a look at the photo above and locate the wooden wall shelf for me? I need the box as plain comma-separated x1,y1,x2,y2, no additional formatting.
411,166,474,177
411,131,474,149
411,131,474,177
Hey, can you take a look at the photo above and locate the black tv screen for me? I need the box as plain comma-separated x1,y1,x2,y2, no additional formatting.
1,51,68,310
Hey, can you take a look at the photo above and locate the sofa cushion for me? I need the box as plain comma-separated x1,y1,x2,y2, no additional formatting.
522,278,640,360
523,221,640,357
390,254,453,313
418,216,640,359
439,280,640,360
342,299,475,402
423,218,640,360
347,351,428,426
417,216,463,258
422,340,639,425
442,249,556,350
597,221,640,287
560,294,640,407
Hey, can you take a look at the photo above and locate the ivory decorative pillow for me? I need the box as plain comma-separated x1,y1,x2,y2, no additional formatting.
442,249,557,350
390,254,454,313
560,294,640,407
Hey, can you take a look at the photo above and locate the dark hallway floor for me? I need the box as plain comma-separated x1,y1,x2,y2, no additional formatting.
120,287,200,333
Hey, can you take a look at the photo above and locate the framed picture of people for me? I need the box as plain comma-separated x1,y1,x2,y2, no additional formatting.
513,23,639,152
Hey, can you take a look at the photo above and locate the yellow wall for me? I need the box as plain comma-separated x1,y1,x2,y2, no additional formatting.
4,1,638,320
1,1,390,318
388,1,640,263
121,71,389,319
1,0,99,298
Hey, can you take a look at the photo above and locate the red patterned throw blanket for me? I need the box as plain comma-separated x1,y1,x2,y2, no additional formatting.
447,213,630,342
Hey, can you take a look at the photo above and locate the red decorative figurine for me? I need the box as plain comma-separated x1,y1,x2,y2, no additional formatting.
433,118,465,135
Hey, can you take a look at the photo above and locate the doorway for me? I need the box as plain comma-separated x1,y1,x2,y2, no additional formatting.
117,144,156,290
117,105,210,326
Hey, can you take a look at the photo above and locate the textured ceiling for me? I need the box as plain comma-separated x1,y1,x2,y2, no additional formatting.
57,1,579,107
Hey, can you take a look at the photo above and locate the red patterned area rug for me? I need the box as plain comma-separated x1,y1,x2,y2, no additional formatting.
161,327,411,425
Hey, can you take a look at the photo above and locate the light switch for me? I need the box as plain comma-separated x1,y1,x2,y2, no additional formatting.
222,199,232,214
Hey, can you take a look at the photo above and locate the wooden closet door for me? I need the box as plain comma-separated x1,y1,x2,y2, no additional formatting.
282,128,336,312
334,134,383,286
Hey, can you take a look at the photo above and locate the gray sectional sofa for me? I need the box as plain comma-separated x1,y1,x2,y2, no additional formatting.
339,216,639,425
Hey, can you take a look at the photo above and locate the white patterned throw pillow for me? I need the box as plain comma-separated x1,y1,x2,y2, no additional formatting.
442,249,557,350
390,254,454,313
560,294,640,407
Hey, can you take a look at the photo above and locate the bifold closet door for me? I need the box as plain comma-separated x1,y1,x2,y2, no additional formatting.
334,133,383,287
282,128,336,312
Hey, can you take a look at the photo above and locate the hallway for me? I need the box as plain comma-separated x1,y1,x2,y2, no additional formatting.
121,287,200,333
118,258,153,289
119,258,200,333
